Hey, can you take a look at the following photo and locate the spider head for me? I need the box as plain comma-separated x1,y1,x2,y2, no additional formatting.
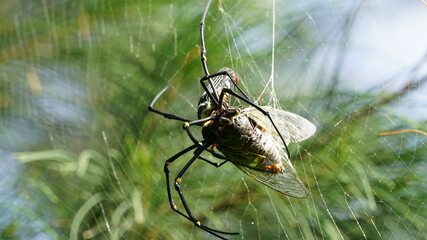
197,68,239,119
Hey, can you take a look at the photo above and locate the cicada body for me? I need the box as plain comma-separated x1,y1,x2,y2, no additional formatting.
202,106,316,198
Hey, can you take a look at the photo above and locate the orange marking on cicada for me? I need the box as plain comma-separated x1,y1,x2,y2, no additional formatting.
266,163,282,173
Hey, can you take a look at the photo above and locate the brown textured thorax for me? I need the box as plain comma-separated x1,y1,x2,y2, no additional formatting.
202,107,282,169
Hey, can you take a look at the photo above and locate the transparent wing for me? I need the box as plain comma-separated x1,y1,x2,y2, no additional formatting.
224,144,309,198
236,164,309,198
242,106,316,144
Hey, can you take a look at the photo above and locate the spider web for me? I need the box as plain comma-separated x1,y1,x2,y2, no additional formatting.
1,0,426,239
138,0,427,239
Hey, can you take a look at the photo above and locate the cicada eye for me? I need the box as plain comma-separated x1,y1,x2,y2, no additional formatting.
230,71,239,84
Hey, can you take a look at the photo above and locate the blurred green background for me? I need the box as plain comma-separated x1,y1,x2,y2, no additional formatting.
1,0,426,239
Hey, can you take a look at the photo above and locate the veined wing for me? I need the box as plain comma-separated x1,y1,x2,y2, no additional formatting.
220,145,309,198
236,164,309,198
241,106,316,145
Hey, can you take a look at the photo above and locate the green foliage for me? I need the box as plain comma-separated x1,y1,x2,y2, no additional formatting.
1,0,426,240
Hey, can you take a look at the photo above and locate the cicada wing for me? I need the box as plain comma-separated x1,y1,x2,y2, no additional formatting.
216,106,313,198
243,106,316,144
235,165,309,198
225,140,309,198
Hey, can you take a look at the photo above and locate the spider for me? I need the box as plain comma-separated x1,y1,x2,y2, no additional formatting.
148,0,316,239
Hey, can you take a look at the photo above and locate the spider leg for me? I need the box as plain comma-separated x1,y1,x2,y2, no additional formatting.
218,88,292,159
199,0,212,77
181,116,215,144
199,70,251,107
164,144,198,214
173,144,239,238
182,119,231,169
148,85,191,122
164,143,238,238
200,73,220,105
198,155,228,168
